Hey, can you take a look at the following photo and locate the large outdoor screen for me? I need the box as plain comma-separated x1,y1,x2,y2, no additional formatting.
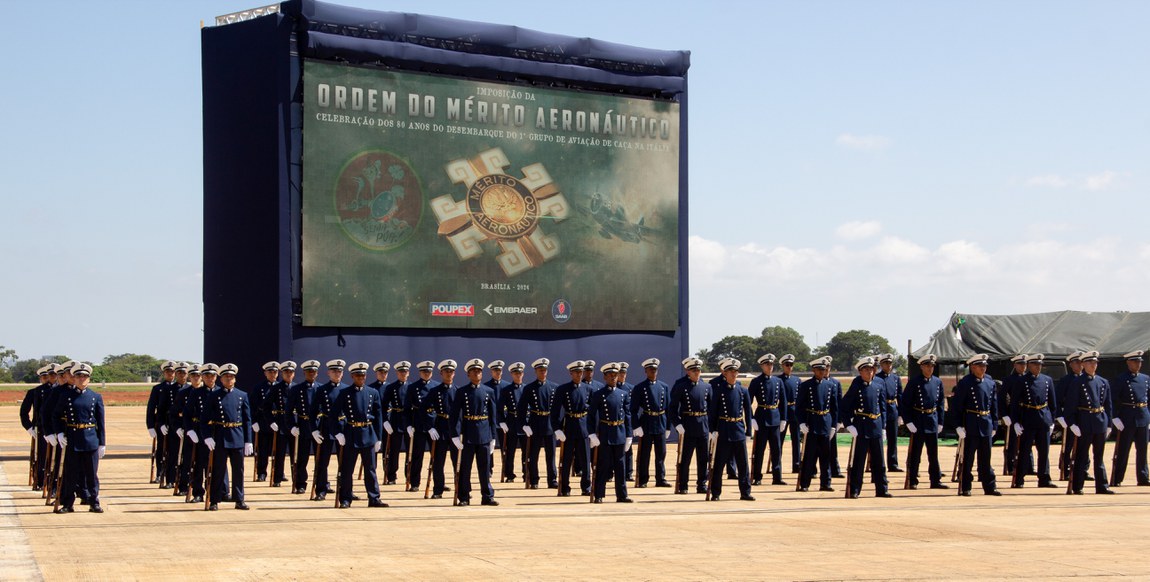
301,61,680,331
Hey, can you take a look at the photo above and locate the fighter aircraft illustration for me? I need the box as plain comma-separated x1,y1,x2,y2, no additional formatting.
588,191,655,244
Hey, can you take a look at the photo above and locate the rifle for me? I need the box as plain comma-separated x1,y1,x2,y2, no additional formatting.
45,445,63,506
903,433,914,490
452,443,463,506
795,431,808,492
380,432,392,484
270,431,279,487
335,445,344,508
159,432,168,488
499,430,508,483
1003,427,1014,476
1066,434,1079,495
204,448,214,510
28,436,36,487
1058,428,1070,481
175,434,185,493
704,435,717,501
150,437,157,484
1011,429,1025,488
185,439,194,503
52,449,66,513
424,440,437,499
844,434,857,499
1109,427,1122,487
523,434,532,489
404,433,413,491
252,431,259,483
589,442,599,503
291,430,300,491
951,436,964,483
673,432,684,493
556,439,566,496
42,444,54,499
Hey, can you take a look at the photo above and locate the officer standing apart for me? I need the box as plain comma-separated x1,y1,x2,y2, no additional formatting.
552,360,592,496
449,359,499,506
841,357,891,498
334,362,388,508
203,363,253,510
52,363,105,514
1111,350,1150,487
796,357,839,493
1066,350,1115,494
708,358,755,501
669,358,711,494
748,353,787,486
1011,354,1059,488
950,354,1002,496
876,354,903,472
631,358,673,488
519,358,558,489
898,354,948,489
588,362,633,503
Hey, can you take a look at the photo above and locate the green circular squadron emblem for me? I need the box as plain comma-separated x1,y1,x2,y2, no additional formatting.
334,151,422,251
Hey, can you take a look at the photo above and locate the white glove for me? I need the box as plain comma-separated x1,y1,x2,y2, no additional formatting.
188,430,199,443
779,422,787,435
837,423,845,431
897,416,904,426
665,430,671,439
489,440,496,454
406,426,415,438
555,430,567,442
205,437,216,451
335,433,346,446
428,428,440,441
1070,425,1082,437
383,421,394,435
523,425,534,437
499,422,509,433
1050,425,1055,435
1114,418,1126,431
1014,423,1023,436
589,434,601,448
270,422,279,432
252,423,260,433
956,427,966,439
311,430,324,444
27,427,37,438
373,441,382,453
846,425,858,437
98,446,106,459
1105,427,1112,438
160,424,169,436
708,432,719,446
633,427,644,438
177,428,185,439
799,423,809,435
148,428,157,439
291,426,300,437
1002,416,1012,427
829,427,837,438
907,422,918,434
46,433,58,446
452,436,463,450
58,433,68,447
675,424,685,436
244,442,254,456
1056,417,1067,428
625,437,633,449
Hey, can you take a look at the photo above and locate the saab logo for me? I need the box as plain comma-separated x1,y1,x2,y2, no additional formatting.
551,299,571,324
429,302,475,317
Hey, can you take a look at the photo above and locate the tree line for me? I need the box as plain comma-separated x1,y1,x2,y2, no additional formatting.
0,346,171,383
695,326,907,374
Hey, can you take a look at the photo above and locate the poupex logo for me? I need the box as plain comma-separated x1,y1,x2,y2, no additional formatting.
429,302,475,317
551,299,571,324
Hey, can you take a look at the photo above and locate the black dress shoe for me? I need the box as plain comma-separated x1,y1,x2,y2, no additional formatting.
849,492,860,499
906,484,918,490
548,483,559,489
173,489,187,496
930,483,950,490
339,501,351,509
819,486,835,492
726,473,738,480
352,494,362,501
675,489,687,495
208,503,219,511
592,497,604,503
235,501,250,509
751,480,762,486
191,496,204,503
889,467,903,473
739,494,756,501
831,472,845,479
1097,488,1116,494
617,497,633,503
456,500,470,506
1010,484,1023,489
708,496,721,501
772,480,788,486
89,504,103,513
481,498,499,506
960,490,972,497
656,482,673,488
877,492,893,498
798,487,809,492
635,483,647,488
1039,483,1059,489
431,494,443,499
80,498,90,505
558,491,570,497
223,494,233,502
986,490,1002,496
314,493,326,501
696,487,708,494
1070,489,1083,495
1138,482,1150,487
369,499,389,508
32,485,42,491
54,506,74,514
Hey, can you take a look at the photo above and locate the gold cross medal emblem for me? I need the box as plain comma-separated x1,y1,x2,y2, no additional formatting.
431,147,569,276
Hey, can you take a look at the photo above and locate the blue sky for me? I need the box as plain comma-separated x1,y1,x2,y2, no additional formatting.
2,0,1147,363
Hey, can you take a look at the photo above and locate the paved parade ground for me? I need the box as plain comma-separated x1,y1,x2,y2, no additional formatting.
1,406,1147,581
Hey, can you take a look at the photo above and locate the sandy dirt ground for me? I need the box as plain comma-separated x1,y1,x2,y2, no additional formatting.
1,406,1148,581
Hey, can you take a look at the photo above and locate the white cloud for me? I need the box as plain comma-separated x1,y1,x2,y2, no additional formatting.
1025,174,1069,188
835,133,891,152
835,220,882,240
1085,170,1122,191
1024,170,1128,191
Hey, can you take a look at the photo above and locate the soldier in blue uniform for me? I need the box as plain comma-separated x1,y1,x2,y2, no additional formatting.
1009,354,1059,488
498,362,528,483
52,363,105,513
264,360,296,487
184,363,217,503
403,361,436,492
552,360,593,496
519,358,558,489
748,354,788,486
483,360,509,477
1066,350,1115,494
580,360,602,481
822,356,845,479
287,360,321,494
450,359,499,506
898,354,948,489
370,361,390,394
1055,351,1085,479
1111,350,1150,486
167,363,195,496
707,358,755,501
20,366,50,491
669,358,711,494
334,362,388,508
251,361,280,482
777,354,801,474
876,354,903,472
950,354,1002,496
202,363,254,510
796,357,839,492
841,357,892,498
631,358,673,488
618,362,636,481
425,359,459,499
588,362,633,503
380,361,411,485
43,361,78,501
1000,354,1027,476
309,359,346,501
145,360,178,487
